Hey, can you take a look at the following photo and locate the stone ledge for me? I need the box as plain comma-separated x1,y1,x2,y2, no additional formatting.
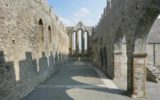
133,52,147,58
114,51,122,55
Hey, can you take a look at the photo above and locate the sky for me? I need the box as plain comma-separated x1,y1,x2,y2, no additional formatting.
48,0,107,27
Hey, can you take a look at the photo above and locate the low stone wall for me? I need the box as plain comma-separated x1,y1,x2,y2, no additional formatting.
147,67,157,82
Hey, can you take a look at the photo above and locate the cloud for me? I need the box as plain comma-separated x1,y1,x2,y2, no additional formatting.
60,17,96,27
59,17,74,26
74,7,90,17
49,0,107,27
59,8,93,26
60,8,91,26
84,20,96,26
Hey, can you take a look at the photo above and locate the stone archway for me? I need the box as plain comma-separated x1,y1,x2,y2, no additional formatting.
67,22,93,56
147,16,160,82
39,19,44,43
83,31,89,55
103,47,108,72
113,28,126,79
113,27,128,91
71,31,77,54
131,8,160,98
90,0,160,98
100,47,103,68
48,26,51,43
77,29,83,54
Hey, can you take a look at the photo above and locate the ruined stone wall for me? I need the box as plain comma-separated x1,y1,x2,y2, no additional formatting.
0,0,69,100
147,44,160,68
67,22,93,56
91,0,160,97
147,44,154,65
155,44,160,67
92,0,160,78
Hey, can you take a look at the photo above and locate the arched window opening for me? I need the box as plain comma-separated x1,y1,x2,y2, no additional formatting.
39,19,43,25
48,26,52,43
78,29,83,53
102,47,107,72
84,31,88,53
114,30,127,90
121,35,127,90
146,15,160,83
72,32,76,52
39,19,44,42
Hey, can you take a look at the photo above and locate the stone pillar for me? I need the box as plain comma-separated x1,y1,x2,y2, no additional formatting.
113,51,122,79
132,52,147,98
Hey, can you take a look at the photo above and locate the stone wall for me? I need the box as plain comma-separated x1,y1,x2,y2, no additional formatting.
91,0,160,97
147,44,154,65
147,44,160,68
154,44,160,67
0,0,69,100
67,22,93,56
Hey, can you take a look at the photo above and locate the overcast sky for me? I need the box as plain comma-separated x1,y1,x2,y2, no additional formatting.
48,0,107,26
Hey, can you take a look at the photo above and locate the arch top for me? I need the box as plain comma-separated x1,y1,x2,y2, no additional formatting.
48,25,51,30
39,19,43,25
67,22,93,56
114,28,126,52
67,21,93,35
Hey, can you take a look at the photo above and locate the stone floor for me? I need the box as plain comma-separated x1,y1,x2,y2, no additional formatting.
22,59,160,100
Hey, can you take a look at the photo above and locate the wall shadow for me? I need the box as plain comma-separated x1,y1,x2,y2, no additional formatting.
0,51,15,99
0,49,67,100
22,58,128,100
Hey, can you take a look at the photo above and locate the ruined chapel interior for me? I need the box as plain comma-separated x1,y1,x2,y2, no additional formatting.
0,0,160,100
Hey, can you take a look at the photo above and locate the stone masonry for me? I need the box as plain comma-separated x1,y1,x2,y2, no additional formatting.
1,0,160,99
91,0,160,98
0,0,69,100
67,22,93,56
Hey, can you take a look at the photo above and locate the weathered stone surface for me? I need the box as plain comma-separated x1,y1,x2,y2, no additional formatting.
0,0,69,100
1,0,160,99
91,0,160,98
67,22,93,56
113,51,122,79
132,53,147,98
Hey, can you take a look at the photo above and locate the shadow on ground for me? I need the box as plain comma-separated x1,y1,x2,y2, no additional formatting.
22,58,160,100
